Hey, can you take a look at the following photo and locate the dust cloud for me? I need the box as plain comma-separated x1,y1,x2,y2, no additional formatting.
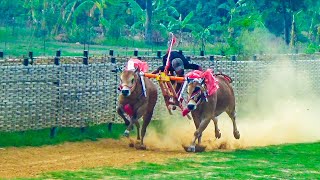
145,60,320,151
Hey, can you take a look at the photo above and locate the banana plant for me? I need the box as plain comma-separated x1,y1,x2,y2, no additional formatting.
190,23,214,53
71,0,118,35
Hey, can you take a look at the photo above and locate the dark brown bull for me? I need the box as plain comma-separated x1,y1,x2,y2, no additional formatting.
184,70,240,152
117,69,158,149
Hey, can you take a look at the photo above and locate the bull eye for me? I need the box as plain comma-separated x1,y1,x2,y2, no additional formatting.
194,86,201,92
131,78,135,84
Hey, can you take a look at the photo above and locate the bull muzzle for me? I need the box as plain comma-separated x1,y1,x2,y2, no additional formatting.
121,87,131,97
187,100,197,111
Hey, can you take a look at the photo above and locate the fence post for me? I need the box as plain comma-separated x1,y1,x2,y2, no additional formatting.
209,55,214,61
134,49,138,56
109,49,114,56
29,51,34,65
80,50,89,133
0,51,3,58
54,50,61,65
231,55,236,61
51,50,61,138
157,51,161,58
23,58,29,66
109,57,118,132
200,50,204,56
83,50,89,65
253,55,257,61
179,50,183,55
56,50,61,57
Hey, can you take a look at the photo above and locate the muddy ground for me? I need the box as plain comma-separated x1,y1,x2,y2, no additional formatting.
0,138,191,178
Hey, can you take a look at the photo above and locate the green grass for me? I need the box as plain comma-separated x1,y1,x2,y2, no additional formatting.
0,120,166,148
31,142,319,179
1,118,319,179
0,123,125,148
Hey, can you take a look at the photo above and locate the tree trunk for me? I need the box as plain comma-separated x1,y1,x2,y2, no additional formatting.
145,0,152,44
282,0,290,45
290,15,296,50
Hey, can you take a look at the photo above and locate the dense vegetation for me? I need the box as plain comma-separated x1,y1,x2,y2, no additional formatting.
1,0,320,55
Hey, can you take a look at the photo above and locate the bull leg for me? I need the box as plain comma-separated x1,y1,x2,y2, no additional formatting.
198,133,202,144
188,118,211,152
117,107,130,126
140,111,153,149
135,121,140,140
191,113,202,144
124,106,146,138
213,117,221,139
227,109,240,139
125,115,136,137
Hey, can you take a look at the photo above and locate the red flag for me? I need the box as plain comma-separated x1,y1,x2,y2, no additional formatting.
165,33,177,73
171,35,177,46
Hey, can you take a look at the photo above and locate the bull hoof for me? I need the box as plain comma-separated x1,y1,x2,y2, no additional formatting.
215,131,221,139
234,130,240,139
183,145,206,153
129,143,134,148
123,130,130,137
135,143,146,150
187,145,196,152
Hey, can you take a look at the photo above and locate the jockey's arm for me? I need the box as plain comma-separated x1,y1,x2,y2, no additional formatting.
151,66,165,74
185,63,203,71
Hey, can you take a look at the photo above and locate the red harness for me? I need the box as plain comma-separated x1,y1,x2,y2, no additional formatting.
188,88,204,105
118,83,136,92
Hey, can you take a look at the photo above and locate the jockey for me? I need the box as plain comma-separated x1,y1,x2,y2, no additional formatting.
152,51,202,77
152,51,203,96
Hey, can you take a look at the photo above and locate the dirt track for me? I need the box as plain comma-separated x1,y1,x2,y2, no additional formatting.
0,138,191,178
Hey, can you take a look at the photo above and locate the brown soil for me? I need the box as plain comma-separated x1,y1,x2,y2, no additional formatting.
0,138,191,179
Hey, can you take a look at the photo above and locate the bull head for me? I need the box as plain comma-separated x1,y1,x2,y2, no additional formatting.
120,69,139,97
186,78,205,111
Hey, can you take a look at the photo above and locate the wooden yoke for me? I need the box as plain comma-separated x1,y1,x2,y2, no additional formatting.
143,72,185,82
140,72,191,120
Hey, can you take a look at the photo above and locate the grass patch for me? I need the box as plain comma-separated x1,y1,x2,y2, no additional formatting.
0,123,125,148
0,120,164,148
35,142,320,179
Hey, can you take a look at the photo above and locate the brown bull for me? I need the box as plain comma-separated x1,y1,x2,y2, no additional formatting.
117,68,158,149
184,70,240,152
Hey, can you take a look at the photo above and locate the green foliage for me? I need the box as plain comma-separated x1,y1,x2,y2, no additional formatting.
305,43,320,54
1,0,320,56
